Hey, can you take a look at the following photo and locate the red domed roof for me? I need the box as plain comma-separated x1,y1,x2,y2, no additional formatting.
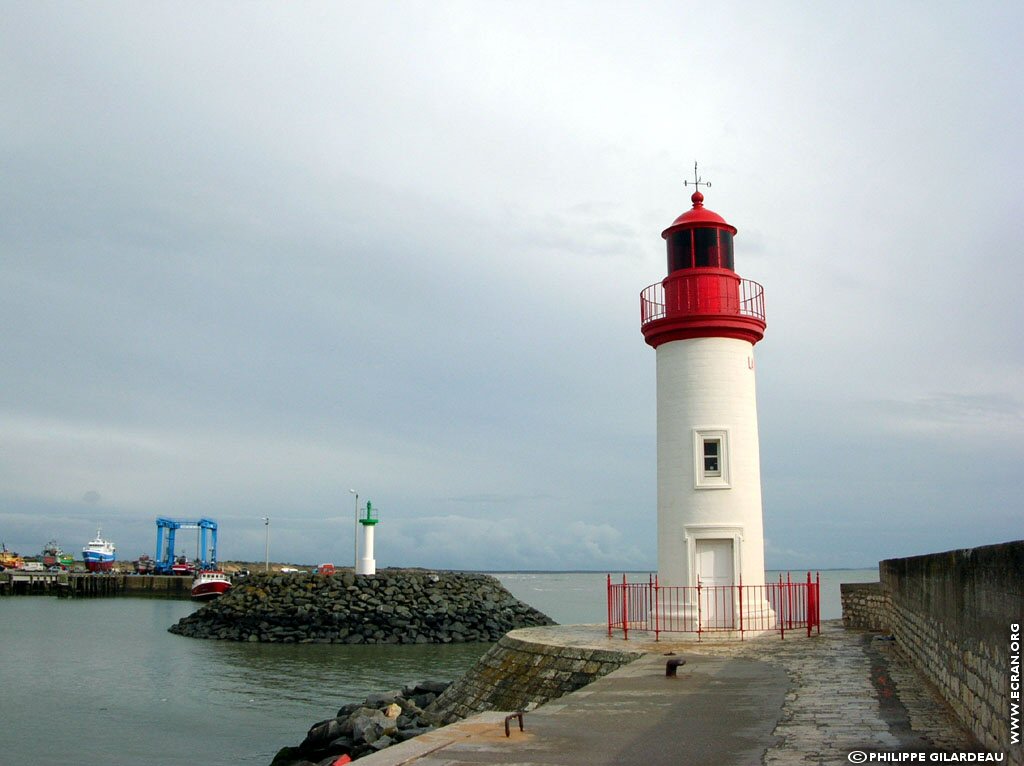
662,191,737,239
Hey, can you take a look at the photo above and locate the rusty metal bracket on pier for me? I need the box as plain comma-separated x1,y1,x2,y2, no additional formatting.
666,657,687,677
504,712,525,737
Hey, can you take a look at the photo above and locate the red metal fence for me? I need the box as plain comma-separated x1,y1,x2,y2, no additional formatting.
607,572,820,640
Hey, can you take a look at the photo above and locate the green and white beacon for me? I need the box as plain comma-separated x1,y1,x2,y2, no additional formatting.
356,500,380,576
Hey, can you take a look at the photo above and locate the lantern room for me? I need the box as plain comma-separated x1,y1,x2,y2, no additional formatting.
640,189,765,349
664,190,737,273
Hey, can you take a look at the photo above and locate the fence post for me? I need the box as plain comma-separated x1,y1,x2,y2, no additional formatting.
653,573,660,642
607,574,612,637
696,577,702,641
647,573,653,633
805,571,812,637
786,571,794,630
622,573,629,641
738,574,744,638
815,572,821,634
778,573,785,640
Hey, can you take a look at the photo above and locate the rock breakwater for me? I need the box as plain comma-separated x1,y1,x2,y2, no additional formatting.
271,680,452,766
168,569,555,643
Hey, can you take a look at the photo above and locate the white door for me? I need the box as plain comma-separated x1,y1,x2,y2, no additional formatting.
696,538,735,628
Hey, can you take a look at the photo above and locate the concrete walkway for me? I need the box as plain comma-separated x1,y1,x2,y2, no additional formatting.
358,621,979,766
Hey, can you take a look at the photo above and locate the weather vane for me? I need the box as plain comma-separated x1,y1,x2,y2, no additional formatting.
683,161,711,191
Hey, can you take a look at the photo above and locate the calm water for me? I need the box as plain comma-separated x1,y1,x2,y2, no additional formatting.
0,569,874,764
0,598,488,765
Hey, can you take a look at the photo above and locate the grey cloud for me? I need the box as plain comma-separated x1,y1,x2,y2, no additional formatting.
1,2,1021,571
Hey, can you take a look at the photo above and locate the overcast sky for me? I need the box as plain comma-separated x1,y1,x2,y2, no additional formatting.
2,1,1021,572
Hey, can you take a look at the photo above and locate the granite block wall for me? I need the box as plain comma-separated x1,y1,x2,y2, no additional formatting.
842,541,1023,763
427,631,642,724
841,582,891,631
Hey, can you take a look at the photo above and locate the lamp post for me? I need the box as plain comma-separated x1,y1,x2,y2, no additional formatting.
349,489,358,570
262,516,270,573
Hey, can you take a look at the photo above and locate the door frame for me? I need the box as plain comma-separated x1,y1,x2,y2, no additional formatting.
683,524,744,588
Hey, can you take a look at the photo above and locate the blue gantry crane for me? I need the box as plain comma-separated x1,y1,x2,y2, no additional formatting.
154,517,218,574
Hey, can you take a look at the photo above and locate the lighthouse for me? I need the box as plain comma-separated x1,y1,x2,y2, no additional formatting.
640,168,769,621
356,500,379,576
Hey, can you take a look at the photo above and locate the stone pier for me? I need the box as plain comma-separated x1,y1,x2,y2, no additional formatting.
351,622,980,766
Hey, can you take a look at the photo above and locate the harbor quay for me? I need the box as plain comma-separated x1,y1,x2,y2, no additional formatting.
355,621,982,766
0,570,194,597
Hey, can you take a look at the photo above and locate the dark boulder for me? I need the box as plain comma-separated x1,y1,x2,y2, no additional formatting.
270,680,453,765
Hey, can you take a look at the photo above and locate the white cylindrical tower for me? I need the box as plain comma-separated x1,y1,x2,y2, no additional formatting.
356,500,379,576
640,184,769,615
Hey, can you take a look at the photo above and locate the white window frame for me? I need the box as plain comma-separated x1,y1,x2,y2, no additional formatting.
693,428,731,488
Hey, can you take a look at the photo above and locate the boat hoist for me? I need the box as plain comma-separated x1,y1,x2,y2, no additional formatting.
154,517,218,574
